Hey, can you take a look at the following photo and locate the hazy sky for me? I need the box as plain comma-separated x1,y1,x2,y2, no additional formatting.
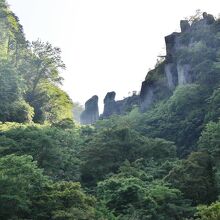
7,0,220,111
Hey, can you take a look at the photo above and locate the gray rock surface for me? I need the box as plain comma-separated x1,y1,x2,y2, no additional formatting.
180,20,190,32
140,12,215,112
140,81,154,112
203,12,215,24
101,91,140,118
80,95,99,124
165,63,178,90
177,63,191,85
165,32,180,62
81,12,216,116
102,92,118,118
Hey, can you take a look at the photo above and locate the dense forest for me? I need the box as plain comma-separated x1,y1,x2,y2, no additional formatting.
1,1,220,219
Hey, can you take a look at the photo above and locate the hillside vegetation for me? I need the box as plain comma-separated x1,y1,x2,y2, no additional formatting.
1,2,220,219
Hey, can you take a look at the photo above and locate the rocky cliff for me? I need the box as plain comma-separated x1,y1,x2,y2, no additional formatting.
80,92,139,124
101,91,140,119
80,95,99,124
81,12,218,123
140,12,216,111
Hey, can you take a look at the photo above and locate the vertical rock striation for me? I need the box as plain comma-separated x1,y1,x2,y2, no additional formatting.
140,12,215,112
102,92,118,118
80,12,217,120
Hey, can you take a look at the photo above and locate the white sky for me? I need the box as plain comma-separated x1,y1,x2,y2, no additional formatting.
7,0,220,112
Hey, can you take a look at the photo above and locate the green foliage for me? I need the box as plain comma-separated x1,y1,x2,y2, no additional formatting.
198,120,220,193
0,62,34,123
0,123,84,181
117,158,179,182
195,202,220,220
176,25,220,87
165,152,217,205
0,62,21,103
199,121,220,162
97,176,156,219
205,88,220,122
0,1,71,125
23,40,71,124
95,201,118,220
177,41,215,66
36,181,96,220
52,118,76,129
81,126,176,185
24,40,65,92
29,82,73,123
144,62,172,101
97,176,193,220
9,100,34,123
1,4,220,219
0,154,50,219
0,154,97,220
134,84,207,156
0,0,26,63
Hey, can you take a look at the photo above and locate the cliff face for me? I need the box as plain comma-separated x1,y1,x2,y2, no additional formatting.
80,95,99,124
102,92,118,118
101,92,140,119
81,12,218,123
80,92,139,124
140,12,216,111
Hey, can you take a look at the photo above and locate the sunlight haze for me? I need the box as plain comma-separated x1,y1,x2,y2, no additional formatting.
7,0,220,112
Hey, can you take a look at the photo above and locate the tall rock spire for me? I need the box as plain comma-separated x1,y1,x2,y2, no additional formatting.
80,95,99,124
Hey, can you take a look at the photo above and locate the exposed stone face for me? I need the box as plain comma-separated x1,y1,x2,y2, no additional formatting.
163,25,192,90
165,32,181,62
80,95,99,124
165,63,178,90
180,20,190,32
104,91,116,104
203,12,215,24
163,13,214,87
140,81,154,112
140,12,215,112
191,12,215,30
81,13,216,117
117,94,140,114
177,64,191,85
101,91,140,118
102,92,118,118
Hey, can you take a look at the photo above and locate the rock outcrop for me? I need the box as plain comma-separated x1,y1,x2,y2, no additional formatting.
80,12,217,119
140,81,154,112
180,20,190,32
80,92,140,123
191,12,215,30
80,95,99,124
101,91,140,119
202,12,215,24
140,12,215,112
164,63,178,89
102,92,118,118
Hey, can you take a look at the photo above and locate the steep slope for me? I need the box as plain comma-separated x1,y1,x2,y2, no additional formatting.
81,12,220,124
140,12,219,111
